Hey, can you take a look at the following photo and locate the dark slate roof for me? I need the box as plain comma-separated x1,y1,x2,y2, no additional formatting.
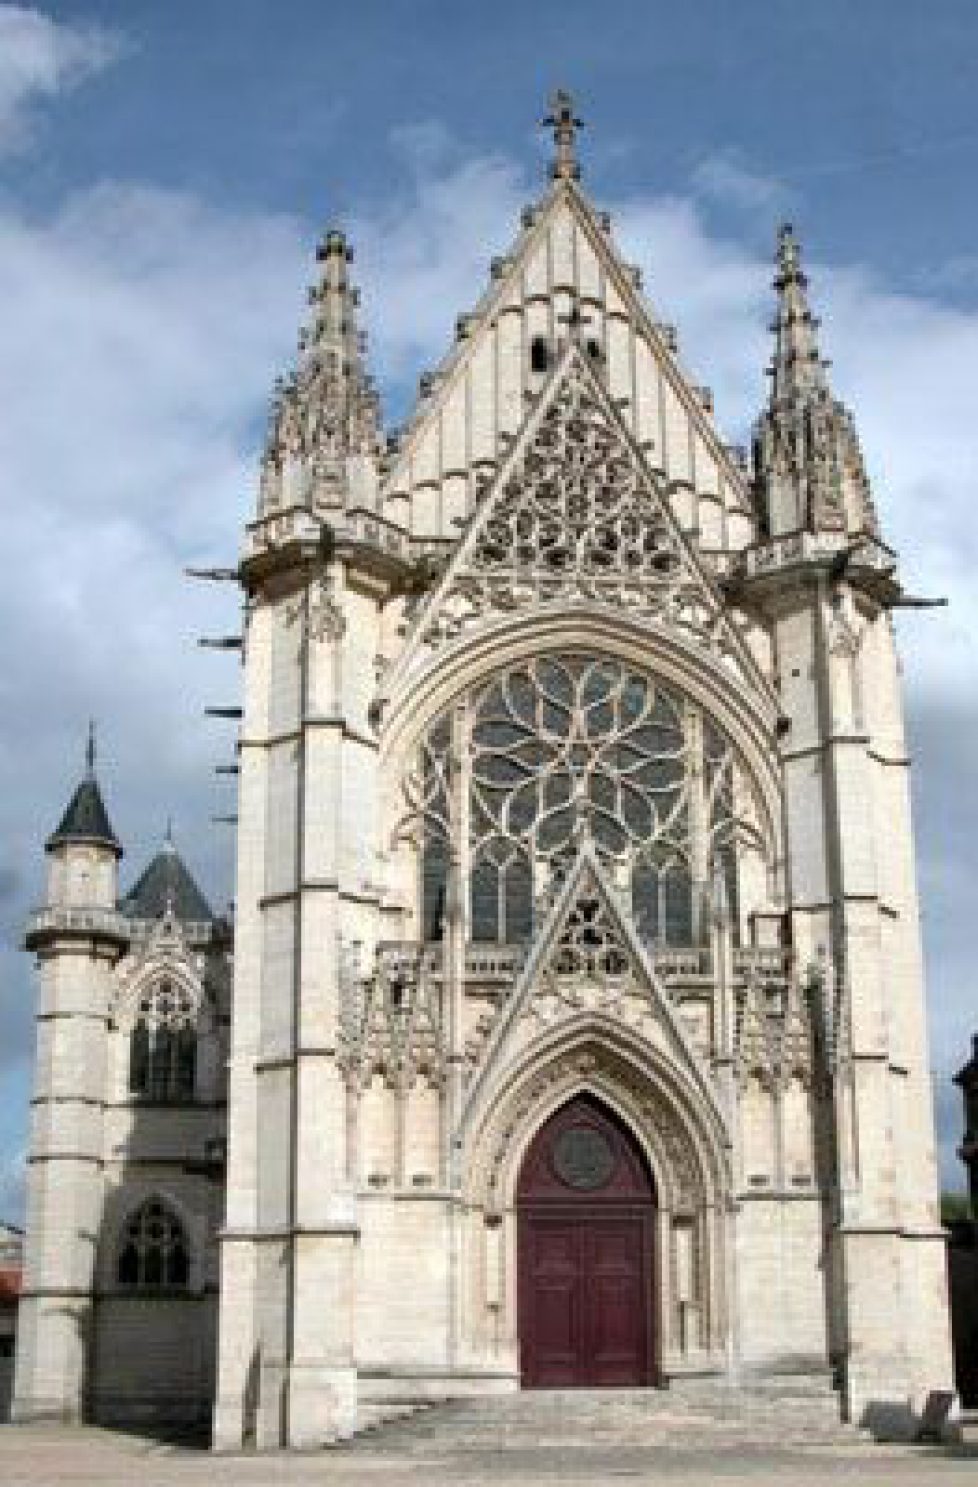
46,775,122,856
120,842,214,924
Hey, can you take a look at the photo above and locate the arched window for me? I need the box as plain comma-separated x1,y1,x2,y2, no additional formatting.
405,654,766,949
116,1198,190,1289
128,977,197,1103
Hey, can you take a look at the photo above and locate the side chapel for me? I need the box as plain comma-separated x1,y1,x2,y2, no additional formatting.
13,95,953,1446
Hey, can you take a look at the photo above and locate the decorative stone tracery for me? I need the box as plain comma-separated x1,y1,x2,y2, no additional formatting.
733,967,815,1092
475,1044,709,1216
110,911,206,1031
403,356,756,683
338,943,446,1091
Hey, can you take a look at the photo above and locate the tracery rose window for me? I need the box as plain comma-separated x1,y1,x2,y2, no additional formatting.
401,653,763,948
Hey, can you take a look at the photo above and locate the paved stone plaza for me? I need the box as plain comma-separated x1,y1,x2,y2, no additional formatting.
2,1393,977,1486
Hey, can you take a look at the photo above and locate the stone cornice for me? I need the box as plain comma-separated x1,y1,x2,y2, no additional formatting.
24,905,130,953
723,530,901,610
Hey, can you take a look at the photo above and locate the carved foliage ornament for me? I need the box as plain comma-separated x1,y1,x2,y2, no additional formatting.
338,943,446,1091
733,971,814,1091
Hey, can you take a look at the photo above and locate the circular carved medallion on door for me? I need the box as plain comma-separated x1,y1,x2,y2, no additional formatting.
551,1126,615,1190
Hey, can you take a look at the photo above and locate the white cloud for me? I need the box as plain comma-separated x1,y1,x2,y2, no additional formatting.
0,182,310,1204
692,152,787,213
0,5,124,153
350,123,526,397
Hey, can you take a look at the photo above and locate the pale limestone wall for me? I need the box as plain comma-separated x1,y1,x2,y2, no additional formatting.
734,1198,828,1367
15,823,229,1429
356,1198,451,1369
767,574,952,1419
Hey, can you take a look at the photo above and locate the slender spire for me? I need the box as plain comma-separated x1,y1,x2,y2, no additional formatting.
754,221,878,539
769,222,828,404
543,89,583,181
85,719,96,777
258,227,382,515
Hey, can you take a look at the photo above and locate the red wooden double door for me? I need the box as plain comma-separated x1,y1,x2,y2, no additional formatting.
517,1095,657,1388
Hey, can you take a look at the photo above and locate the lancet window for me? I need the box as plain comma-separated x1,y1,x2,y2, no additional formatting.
116,1198,190,1290
402,653,764,949
128,977,197,1103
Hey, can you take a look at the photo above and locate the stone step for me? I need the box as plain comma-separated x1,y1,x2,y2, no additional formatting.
341,1380,864,1456
349,1400,432,1439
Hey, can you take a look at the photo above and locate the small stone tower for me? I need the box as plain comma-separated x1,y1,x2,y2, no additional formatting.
13,730,127,1421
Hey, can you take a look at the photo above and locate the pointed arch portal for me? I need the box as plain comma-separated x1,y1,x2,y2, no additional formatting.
516,1093,657,1387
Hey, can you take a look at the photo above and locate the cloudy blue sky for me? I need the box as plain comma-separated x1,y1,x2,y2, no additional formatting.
1,1,976,1219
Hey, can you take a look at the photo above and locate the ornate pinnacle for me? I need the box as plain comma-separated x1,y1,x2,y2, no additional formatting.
258,221,384,515
755,220,879,539
543,88,583,181
769,220,826,404
775,221,806,289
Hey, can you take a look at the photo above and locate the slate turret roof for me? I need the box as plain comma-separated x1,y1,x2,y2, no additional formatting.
119,829,214,924
45,724,122,857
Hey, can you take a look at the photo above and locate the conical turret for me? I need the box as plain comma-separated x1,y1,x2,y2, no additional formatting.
45,722,121,859
259,229,383,516
120,820,215,927
753,223,878,540
42,724,121,912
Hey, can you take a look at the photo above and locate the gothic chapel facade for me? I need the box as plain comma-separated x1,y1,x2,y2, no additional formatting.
14,96,953,1446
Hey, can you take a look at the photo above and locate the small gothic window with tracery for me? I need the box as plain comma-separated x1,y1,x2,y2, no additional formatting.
116,1198,190,1290
128,977,197,1103
400,653,766,949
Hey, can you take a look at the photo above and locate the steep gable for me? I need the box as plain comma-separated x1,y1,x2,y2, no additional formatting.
461,842,724,1132
381,179,756,557
385,345,770,701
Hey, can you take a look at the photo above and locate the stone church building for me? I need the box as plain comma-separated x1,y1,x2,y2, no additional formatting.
13,96,953,1447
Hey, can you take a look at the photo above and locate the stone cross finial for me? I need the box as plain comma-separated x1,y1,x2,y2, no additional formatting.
543,89,582,180
85,719,96,776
